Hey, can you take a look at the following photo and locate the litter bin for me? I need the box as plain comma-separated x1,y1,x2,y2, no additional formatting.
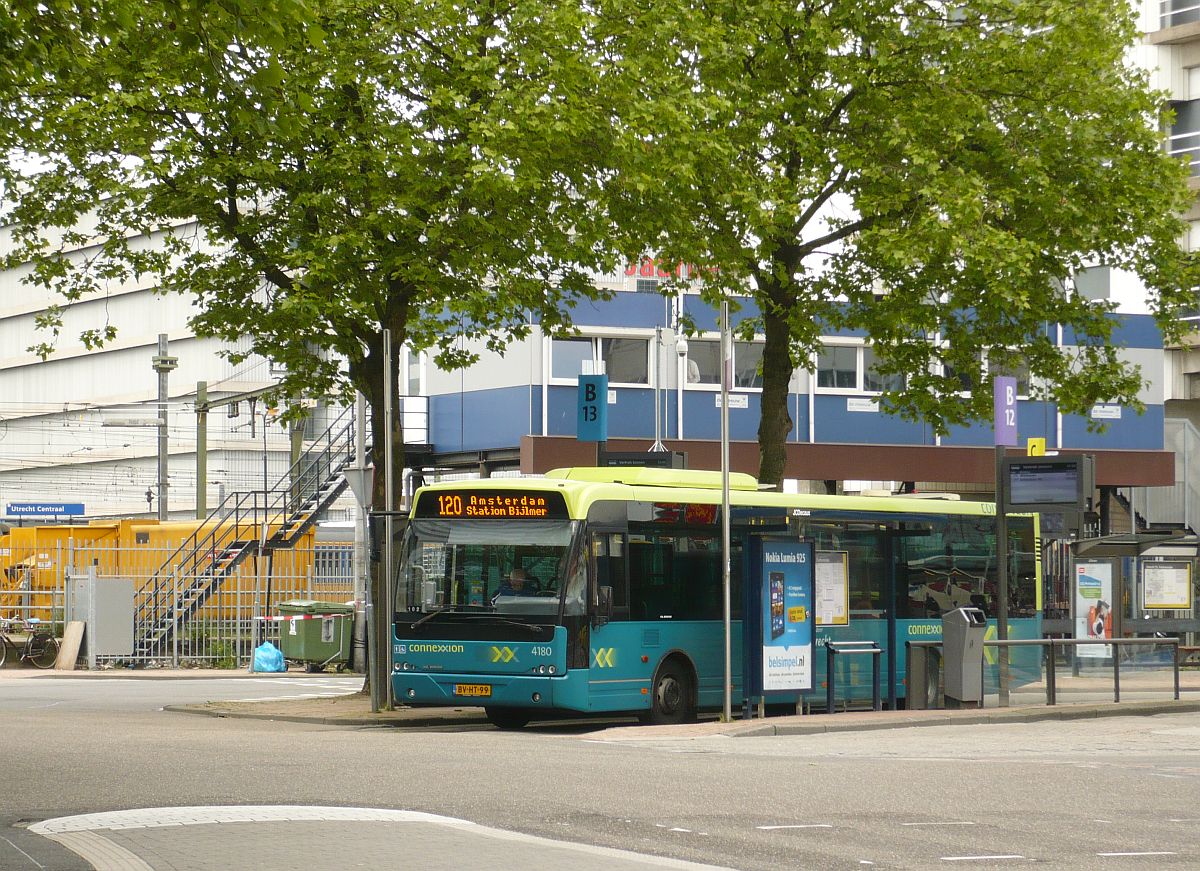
275,600,354,672
942,606,987,708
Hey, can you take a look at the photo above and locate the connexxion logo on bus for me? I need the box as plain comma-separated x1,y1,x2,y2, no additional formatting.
396,643,465,654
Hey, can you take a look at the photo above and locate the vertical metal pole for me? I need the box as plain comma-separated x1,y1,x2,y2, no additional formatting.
172,565,179,669
86,565,98,670
657,326,667,451
196,381,207,519
1174,642,1181,700
383,328,396,711
353,393,369,674
1113,644,1120,703
155,334,171,520
719,302,732,723
995,445,1010,706
872,648,881,712
1046,641,1057,706
826,646,835,714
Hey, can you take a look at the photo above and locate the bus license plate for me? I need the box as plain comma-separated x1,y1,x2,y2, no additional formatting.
454,683,492,697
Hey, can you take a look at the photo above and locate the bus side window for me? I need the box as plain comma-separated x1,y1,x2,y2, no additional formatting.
594,533,629,619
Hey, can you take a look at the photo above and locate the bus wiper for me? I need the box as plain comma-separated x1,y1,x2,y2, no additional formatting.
486,617,545,634
411,606,454,629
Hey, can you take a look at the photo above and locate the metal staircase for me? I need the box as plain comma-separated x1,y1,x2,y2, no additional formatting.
133,404,362,658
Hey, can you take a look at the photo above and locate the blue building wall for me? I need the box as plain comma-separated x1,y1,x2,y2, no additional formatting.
430,302,1166,455
812,396,930,444
430,386,539,453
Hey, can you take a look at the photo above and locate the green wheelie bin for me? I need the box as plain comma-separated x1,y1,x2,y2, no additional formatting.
275,600,354,672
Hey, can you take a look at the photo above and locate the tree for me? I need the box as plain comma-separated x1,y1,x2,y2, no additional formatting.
1,0,624,496
614,0,1199,487
0,0,627,695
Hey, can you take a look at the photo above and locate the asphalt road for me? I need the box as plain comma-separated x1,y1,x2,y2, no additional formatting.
2,676,1197,870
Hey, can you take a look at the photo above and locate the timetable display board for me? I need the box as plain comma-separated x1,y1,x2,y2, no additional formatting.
1142,560,1193,611
815,551,849,626
414,489,570,520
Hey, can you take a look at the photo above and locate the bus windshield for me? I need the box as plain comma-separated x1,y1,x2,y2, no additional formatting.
400,518,581,617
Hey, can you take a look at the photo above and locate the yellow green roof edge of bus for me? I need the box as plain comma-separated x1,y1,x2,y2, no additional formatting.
544,466,761,491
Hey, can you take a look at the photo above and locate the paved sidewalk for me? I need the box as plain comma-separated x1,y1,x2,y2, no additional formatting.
9,664,1200,737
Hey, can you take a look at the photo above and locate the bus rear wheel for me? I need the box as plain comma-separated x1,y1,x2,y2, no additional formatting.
485,706,531,730
643,659,694,726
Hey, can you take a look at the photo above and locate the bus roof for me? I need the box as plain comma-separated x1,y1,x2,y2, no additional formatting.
544,466,761,491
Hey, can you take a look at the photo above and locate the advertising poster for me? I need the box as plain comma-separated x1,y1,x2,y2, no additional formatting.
1142,560,1193,611
761,541,815,691
815,551,849,626
1075,560,1113,659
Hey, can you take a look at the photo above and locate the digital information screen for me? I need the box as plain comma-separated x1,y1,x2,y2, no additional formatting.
414,489,570,520
1006,460,1081,507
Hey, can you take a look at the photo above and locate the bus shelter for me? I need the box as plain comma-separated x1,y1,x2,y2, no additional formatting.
1068,533,1200,648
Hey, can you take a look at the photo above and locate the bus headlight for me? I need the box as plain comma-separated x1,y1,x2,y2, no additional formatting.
548,666,556,675
407,688,416,698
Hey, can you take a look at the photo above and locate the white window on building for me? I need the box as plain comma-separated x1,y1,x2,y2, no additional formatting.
682,339,764,388
986,350,1031,398
402,347,425,396
550,336,650,385
816,344,860,390
1168,97,1200,176
940,349,1032,397
816,343,906,394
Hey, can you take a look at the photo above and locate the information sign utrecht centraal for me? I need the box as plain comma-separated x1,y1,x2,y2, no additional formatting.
5,502,85,517
761,541,815,692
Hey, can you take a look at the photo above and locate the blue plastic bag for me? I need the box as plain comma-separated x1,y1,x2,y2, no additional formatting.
252,641,286,673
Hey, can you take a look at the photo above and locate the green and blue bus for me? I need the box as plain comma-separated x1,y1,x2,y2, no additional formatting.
393,467,1041,728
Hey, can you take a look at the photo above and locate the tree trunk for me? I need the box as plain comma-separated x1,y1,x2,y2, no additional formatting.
349,334,406,708
757,304,794,490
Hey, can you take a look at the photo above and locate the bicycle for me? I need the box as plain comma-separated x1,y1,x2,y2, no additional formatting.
0,617,60,669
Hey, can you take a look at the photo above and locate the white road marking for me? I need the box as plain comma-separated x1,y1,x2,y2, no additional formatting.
1169,818,1200,822
757,824,833,830
225,691,356,702
31,806,737,870
901,821,975,827
941,856,1026,862
0,836,45,869
1098,852,1176,858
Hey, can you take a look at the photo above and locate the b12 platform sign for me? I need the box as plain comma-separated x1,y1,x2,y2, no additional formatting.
994,376,1017,447
577,374,609,442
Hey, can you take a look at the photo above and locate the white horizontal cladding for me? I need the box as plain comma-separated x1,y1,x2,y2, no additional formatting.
0,335,255,409
0,290,195,371
0,218,208,318
425,332,541,394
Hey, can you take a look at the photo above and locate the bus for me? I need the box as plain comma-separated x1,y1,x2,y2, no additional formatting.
392,467,1041,728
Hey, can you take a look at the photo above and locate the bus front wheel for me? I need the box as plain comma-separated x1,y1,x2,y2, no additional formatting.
643,659,694,726
485,706,531,730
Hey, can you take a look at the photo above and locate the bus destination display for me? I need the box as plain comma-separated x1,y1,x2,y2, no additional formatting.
415,489,569,520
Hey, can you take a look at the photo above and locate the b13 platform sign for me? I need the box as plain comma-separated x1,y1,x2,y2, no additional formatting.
577,374,608,442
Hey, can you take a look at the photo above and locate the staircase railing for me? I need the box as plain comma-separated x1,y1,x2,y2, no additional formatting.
134,403,361,657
